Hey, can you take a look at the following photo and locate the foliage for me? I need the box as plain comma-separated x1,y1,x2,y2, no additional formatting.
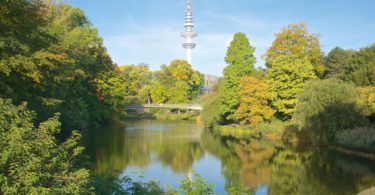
201,84,222,127
91,172,176,195
179,173,216,195
220,125,263,140
120,63,152,98
334,126,375,152
96,71,128,114
220,32,257,121
0,0,117,129
324,43,375,87
236,76,274,126
323,47,355,81
151,82,169,104
357,86,375,119
267,55,316,119
264,22,323,76
153,109,199,121
227,184,254,195
137,84,152,104
350,43,375,86
91,171,218,195
293,79,369,143
151,60,202,104
0,99,90,194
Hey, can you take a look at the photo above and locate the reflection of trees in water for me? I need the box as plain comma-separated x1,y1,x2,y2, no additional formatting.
85,121,375,194
201,130,375,195
201,131,275,191
157,141,204,173
85,120,204,174
200,131,242,191
269,148,375,195
235,140,275,189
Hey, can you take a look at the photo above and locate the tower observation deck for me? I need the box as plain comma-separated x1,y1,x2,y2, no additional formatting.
181,0,197,65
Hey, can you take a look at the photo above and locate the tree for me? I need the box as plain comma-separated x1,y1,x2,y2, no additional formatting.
357,86,375,121
0,99,90,194
0,0,117,130
151,60,202,104
220,32,257,121
267,55,316,119
351,43,375,86
96,71,128,115
236,77,274,126
265,22,323,77
293,79,368,143
323,47,355,80
120,63,152,97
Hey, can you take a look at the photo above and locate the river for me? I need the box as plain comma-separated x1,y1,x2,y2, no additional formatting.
83,119,375,194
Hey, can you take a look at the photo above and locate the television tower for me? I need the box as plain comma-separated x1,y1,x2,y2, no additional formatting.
181,0,197,65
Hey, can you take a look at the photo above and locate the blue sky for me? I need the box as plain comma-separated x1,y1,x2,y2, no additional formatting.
69,0,375,75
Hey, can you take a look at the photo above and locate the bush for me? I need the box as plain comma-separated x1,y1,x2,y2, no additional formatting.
220,125,263,139
334,126,375,152
179,173,216,195
293,79,369,143
0,99,90,194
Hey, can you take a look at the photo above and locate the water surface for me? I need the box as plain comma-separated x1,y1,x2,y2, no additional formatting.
83,119,375,194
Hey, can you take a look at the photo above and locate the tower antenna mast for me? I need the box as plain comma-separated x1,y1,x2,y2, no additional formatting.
181,0,197,65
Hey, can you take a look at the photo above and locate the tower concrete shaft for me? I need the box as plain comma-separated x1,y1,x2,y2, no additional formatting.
181,0,197,65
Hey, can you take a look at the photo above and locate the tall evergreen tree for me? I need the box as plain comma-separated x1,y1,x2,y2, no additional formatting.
219,32,257,121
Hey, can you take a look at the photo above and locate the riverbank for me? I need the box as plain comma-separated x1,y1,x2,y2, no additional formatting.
125,108,200,121
330,146,375,161
216,121,375,161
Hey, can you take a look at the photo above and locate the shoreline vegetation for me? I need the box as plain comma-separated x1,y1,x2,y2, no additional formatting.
124,110,375,161
214,122,375,161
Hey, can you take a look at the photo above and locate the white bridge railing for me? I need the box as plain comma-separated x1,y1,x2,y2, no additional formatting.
126,104,202,110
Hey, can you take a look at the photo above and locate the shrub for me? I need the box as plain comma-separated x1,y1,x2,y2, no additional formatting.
179,173,216,195
293,79,369,143
0,99,90,194
334,126,375,152
220,125,263,139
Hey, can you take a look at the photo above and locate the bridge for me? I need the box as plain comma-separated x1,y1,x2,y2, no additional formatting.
126,104,202,110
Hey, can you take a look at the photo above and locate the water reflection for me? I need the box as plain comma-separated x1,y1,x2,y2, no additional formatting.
83,120,375,194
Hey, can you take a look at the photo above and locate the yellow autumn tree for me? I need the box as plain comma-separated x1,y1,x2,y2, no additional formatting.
264,22,324,77
236,76,274,126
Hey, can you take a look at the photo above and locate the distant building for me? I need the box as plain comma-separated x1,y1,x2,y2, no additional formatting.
203,74,219,92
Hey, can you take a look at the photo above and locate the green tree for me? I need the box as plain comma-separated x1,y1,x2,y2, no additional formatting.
293,79,368,143
265,22,324,77
357,86,375,120
96,71,128,115
151,60,202,104
351,43,375,86
267,55,316,119
220,32,257,121
0,99,90,194
120,63,152,97
0,0,116,129
236,76,274,126
323,47,355,80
